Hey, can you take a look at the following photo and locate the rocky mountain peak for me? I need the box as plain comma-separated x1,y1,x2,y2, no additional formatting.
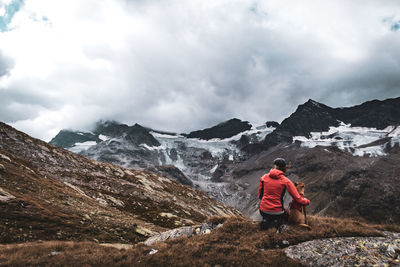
93,120,129,137
274,99,339,138
125,123,160,147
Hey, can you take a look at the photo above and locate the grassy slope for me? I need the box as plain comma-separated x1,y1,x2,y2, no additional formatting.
1,215,399,267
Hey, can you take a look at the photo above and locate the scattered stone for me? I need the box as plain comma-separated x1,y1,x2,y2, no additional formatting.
195,228,201,235
285,232,400,266
0,187,16,202
149,249,158,255
49,251,63,256
160,212,178,219
278,224,290,233
200,222,213,234
0,154,11,162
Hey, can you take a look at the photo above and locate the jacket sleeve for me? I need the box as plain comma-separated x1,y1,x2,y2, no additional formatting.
258,177,264,200
286,179,310,205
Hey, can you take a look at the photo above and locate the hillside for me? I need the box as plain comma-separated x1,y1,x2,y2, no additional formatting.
0,122,239,244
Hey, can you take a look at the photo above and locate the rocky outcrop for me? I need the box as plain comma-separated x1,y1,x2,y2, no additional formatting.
285,232,400,266
186,118,252,140
144,221,222,246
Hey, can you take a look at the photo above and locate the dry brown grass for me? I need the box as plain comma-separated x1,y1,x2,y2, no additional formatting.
1,215,394,267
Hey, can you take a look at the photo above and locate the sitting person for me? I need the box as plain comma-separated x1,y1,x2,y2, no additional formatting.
258,158,310,231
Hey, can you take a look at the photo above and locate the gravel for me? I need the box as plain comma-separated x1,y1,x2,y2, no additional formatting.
284,232,400,266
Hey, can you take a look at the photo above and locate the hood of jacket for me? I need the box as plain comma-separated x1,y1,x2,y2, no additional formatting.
268,168,285,179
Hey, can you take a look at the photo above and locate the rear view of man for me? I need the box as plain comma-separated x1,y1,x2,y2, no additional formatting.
258,158,310,230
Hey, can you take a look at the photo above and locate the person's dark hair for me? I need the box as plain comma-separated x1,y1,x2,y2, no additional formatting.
273,158,287,172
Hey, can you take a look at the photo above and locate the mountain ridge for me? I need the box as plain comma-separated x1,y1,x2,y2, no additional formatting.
262,96,400,149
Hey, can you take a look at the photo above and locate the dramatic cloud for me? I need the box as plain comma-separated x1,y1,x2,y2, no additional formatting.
1,0,400,141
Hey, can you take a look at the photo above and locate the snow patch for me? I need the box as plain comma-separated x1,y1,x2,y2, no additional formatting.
187,126,275,143
210,164,218,173
69,141,97,153
98,134,109,141
150,132,181,139
293,122,398,157
140,143,162,151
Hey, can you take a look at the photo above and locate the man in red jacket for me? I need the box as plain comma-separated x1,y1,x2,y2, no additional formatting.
258,158,310,231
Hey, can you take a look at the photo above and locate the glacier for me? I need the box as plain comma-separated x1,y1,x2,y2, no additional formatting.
293,122,400,157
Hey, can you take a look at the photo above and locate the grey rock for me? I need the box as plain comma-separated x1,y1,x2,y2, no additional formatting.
285,232,400,267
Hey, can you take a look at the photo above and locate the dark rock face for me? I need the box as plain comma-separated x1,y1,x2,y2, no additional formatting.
276,99,340,137
211,164,227,183
49,130,100,148
266,121,280,128
125,124,160,147
186,118,252,140
291,148,400,224
221,143,400,224
93,120,130,137
336,98,400,129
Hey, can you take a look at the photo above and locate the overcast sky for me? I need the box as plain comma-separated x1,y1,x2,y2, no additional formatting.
1,0,400,141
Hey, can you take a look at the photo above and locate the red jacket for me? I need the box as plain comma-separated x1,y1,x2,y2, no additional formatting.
258,169,310,213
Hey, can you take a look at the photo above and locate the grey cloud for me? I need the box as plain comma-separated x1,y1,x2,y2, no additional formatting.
2,1,400,140
0,51,14,77
0,88,58,122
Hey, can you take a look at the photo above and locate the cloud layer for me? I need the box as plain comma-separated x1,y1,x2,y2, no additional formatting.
1,0,400,141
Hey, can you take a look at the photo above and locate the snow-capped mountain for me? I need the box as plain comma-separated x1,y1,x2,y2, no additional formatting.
49,119,275,190
49,97,400,224
263,97,400,150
